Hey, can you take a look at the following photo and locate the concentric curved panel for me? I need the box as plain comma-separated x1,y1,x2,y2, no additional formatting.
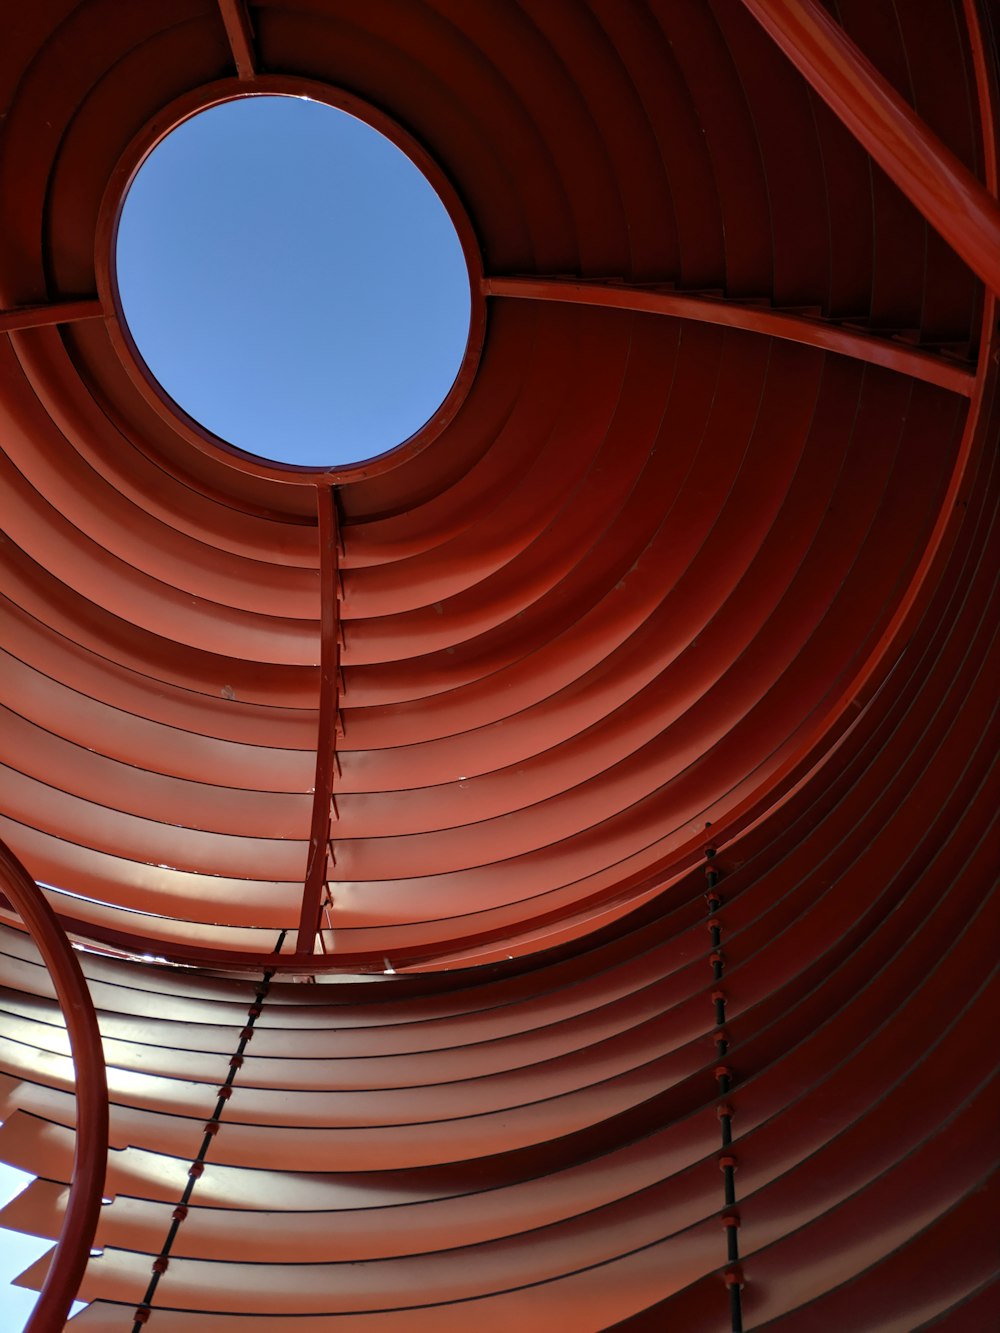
0,0,996,1327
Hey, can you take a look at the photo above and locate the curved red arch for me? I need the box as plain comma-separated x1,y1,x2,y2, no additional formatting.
0,840,108,1332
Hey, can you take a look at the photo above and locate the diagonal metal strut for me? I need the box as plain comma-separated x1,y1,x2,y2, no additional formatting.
740,0,1000,298
217,0,257,80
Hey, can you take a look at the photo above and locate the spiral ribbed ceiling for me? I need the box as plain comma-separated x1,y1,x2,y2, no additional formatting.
0,0,996,1328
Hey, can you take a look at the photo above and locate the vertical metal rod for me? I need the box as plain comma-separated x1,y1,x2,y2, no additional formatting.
722,1164,737,1207
726,1224,740,1263
720,1110,733,1149
296,485,340,953
705,848,745,1332
729,1280,745,1332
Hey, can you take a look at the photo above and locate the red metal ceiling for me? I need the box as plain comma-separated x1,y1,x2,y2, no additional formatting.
0,0,996,1328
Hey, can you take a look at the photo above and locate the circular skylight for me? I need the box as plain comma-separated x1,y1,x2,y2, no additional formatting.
115,95,472,469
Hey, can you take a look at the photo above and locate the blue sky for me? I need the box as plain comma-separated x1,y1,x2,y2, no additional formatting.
1,94,472,1327
116,94,471,467
0,1159,86,1324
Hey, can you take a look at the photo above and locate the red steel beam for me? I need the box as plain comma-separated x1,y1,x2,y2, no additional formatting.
740,0,1000,298
0,299,104,334
294,484,340,954
217,0,257,81
482,277,975,396
0,840,108,1332
963,0,998,197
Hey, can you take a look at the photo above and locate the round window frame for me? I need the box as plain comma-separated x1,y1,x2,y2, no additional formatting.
95,77,486,485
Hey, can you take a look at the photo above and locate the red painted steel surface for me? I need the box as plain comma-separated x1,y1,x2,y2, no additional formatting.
216,0,257,80
741,0,1000,297
0,301,104,335
0,840,108,1331
482,276,977,396
0,0,995,1327
295,484,339,953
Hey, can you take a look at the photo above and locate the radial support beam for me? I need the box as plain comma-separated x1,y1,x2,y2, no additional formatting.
0,298,104,334
0,840,108,1333
740,0,1000,298
217,0,257,80
482,277,975,396
295,484,340,955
